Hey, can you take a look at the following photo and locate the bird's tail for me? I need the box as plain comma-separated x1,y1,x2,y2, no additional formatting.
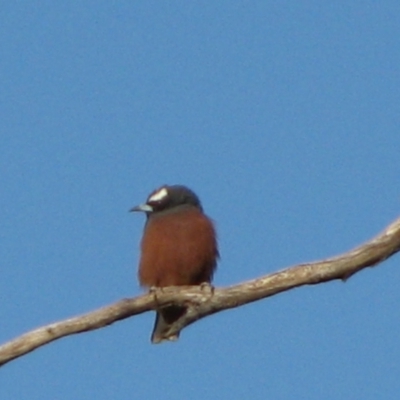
151,305,186,344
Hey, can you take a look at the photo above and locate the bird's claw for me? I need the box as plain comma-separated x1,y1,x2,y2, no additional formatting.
199,282,214,295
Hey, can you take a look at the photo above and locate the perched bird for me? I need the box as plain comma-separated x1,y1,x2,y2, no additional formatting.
131,184,219,343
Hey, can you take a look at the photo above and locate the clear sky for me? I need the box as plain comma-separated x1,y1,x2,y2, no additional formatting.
1,2,400,399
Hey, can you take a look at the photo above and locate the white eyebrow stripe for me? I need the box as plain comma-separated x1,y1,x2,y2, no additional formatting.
148,187,168,202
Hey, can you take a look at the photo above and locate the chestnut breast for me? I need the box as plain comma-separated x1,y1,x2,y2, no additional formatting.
138,206,218,288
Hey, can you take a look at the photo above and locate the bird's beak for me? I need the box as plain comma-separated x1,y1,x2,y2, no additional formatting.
129,203,153,213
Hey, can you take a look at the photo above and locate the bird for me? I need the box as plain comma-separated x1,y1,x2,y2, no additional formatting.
130,184,219,343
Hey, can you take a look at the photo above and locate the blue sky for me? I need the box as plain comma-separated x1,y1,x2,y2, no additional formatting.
1,2,400,399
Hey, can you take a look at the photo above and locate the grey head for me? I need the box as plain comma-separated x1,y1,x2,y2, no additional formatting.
130,185,203,215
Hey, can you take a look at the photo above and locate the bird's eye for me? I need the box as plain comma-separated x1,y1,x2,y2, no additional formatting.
148,187,168,203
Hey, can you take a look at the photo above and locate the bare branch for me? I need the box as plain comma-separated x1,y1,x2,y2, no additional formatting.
1,216,400,367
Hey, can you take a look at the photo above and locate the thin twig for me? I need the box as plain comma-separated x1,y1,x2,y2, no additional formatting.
1,216,400,367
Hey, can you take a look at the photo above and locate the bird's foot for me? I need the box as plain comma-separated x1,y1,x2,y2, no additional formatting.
199,281,214,295
149,286,164,306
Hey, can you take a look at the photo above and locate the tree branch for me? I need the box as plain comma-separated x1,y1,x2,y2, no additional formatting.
1,216,400,367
